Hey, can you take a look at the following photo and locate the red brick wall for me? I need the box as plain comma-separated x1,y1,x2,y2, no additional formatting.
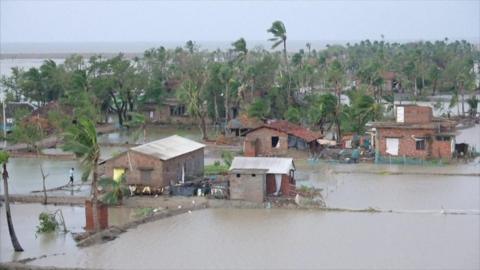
377,128,452,159
243,139,257,157
403,106,433,124
431,140,452,159
377,128,433,158
266,174,295,197
244,128,288,156
104,151,165,187
85,200,108,231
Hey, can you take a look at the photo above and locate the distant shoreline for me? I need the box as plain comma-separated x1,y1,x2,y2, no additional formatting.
0,52,144,60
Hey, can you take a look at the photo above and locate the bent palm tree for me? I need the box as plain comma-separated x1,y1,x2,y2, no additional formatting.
232,38,248,63
1,151,24,252
268,20,291,104
62,118,101,232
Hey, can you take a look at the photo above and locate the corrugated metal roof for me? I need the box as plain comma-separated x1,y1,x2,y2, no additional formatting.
229,157,295,174
131,135,205,160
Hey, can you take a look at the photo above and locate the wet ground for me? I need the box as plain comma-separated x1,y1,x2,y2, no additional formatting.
0,125,478,269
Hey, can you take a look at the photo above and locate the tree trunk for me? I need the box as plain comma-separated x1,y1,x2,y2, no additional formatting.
432,79,437,96
214,94,219,125
224,84,229,132
91,160,100,232
40,165,47,205
199,116,208,141
284,41,292,105
2,163,24,252
461,83,465,117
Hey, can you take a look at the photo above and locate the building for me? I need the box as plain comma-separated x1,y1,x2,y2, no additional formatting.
367,105,456,159
243,120,322,157
102,135,205,189
0,102,35,132
229,157,296,203
227,114,263,137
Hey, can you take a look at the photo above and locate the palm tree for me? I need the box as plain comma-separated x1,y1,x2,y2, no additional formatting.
267,20,292,104
0,151,24,252
62,118,101,232
232,38,248,62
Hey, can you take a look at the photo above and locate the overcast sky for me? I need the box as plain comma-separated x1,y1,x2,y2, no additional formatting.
1,0,479,44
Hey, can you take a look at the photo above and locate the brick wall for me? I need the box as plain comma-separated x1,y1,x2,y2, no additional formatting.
266,174,295,196
377,128,451,159
244,127,288,156
229,172,266,203
85,200,108,231
163,148,204,185
104,151,165,187
402,106,433,124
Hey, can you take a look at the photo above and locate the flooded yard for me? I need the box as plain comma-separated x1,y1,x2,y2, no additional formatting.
30,209,479,269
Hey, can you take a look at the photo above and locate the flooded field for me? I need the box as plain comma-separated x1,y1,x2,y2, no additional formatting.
30,209,479,269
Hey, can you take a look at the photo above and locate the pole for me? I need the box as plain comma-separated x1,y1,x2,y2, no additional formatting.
3,100,6,148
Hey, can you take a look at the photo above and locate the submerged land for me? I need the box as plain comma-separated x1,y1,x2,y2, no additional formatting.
1,29,480,269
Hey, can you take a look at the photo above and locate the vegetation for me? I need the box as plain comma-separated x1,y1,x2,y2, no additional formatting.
98,176,130,205
0,151,23,251
62,118,101,231
36,210,67,235
1,21,478,141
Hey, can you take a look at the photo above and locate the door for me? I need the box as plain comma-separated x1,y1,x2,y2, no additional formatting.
396,106,404,123
113,168,126,182
386,138,399,156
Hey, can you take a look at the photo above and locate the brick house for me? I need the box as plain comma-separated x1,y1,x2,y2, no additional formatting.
227,114,263,137
367,105,456,159
243,120,322,157
101,135,205,189
229,157,296,203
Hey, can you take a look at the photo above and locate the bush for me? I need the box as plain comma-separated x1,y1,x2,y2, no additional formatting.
36,212,59,234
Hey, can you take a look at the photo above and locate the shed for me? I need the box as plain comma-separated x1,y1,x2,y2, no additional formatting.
102,135,205,190
229,157,296,203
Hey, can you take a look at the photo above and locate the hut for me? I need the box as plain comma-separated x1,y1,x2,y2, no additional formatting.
102,135,205,190
229,157,295,203
243,120,322,157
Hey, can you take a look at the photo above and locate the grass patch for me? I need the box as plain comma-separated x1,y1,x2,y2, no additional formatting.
204,163,229,175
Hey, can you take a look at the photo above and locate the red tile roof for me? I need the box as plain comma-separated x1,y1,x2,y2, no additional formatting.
248,120,323,142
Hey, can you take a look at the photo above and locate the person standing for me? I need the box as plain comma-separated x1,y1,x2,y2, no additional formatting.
68,168,74,185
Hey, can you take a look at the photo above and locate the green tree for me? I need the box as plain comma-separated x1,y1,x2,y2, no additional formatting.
267,20,292,104
62,118,101,231
0,151,24,251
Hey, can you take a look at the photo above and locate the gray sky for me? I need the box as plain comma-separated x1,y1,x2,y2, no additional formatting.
1,0,479,44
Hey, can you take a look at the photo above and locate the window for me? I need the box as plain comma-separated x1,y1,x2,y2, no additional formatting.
251,174,256,177
416,138,426,150
169,105,186,116
271,136,280,148
140,170,152,182
236,174,241,178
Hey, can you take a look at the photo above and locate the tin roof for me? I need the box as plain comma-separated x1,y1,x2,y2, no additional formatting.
131,135,205,160
229,157,295,175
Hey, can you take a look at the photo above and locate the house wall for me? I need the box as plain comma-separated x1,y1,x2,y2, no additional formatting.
229,173,266,203
265,174,295,196
162,148,204,185
85,200,108,231
377,128,451,159
401,106,433,124
243,128,288,157
103,151,165,187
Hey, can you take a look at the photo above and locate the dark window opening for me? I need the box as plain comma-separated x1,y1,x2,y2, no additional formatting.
169,105,186,116
236,174,241,178
271,136,279,148
416,138,426,150
251,174,256,177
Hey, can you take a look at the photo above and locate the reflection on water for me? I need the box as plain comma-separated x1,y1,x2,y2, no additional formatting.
32,208,479,269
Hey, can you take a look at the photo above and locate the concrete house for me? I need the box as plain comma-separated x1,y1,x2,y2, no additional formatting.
102,135,205,189
243,120,322,157
367,105,456,159
229,157,296,203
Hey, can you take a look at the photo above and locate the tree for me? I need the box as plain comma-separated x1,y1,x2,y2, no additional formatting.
1,151,24,251
98,176,129,205
268,20,292,104
62,118,101,232
232,38,248,63
177,79,209,140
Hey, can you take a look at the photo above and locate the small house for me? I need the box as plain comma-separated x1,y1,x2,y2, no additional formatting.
227,114,263,136
102,135,205,189
243,120,322,157
229,157,296,203
367,105,455,159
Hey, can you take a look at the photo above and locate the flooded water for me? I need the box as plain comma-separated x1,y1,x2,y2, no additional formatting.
29,208,479,270
0,158,84,195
